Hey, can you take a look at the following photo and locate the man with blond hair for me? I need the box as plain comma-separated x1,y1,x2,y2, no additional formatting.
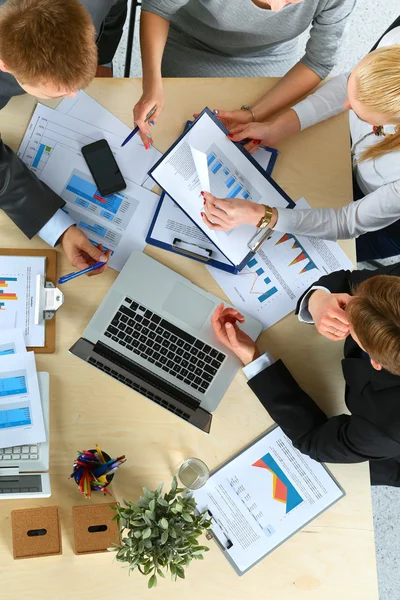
211,264,400,487
0,0,128,274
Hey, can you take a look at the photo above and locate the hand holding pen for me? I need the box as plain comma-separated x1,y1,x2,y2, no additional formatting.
132,87,165,148
59,232,111,283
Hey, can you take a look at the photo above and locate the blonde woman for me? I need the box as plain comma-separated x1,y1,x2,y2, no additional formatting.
201,27,400,263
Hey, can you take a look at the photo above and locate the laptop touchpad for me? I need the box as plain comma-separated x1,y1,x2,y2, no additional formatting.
163,282,215,330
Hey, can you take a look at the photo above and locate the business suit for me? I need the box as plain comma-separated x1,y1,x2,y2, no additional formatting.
248,263,400,486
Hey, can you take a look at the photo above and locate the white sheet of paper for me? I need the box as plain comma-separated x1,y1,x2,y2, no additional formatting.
18,103,156,187
41,145,160,271
0,329,26,356
0,256,45,346
0,310,16,331
208,198,353,331
252,147,276,172
193,426,343,574
150,111,292,266
0,351,46,448
56,91,163,187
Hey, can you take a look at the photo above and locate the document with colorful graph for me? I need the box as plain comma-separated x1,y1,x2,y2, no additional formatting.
193,426,344,574
208,198,353,330
0,256,45,346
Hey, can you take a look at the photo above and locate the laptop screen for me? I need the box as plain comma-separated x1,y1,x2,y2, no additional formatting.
0,474,42,494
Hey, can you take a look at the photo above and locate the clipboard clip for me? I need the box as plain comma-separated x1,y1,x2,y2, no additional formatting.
247,227,273,254
172,238,212,262
34,275,64,324
206,510,233,551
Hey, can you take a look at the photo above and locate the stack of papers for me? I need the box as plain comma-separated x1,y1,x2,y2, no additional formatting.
0,329,46,448
17,92,162,271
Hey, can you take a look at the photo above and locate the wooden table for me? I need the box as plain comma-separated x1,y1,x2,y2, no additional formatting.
0,79,378,599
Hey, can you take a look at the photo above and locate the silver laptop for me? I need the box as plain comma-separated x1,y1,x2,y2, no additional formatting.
70,252,262,433
0,372,51,499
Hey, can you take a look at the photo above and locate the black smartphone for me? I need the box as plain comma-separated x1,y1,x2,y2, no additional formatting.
81,139,126,197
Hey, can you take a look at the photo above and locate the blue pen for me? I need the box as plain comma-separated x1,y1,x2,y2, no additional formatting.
57,261,106,284
121,105,157,147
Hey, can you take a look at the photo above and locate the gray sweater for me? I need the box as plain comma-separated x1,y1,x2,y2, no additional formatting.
142,0,355,79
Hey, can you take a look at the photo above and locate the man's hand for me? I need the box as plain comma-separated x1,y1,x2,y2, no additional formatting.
211,303,260,366
60,226,111,277
308,290,352,341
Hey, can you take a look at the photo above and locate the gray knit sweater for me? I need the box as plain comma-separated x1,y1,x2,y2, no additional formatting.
142,0,355,79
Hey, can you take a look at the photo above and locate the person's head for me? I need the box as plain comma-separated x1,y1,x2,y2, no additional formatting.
254,0,304,11
346,275,400,376
344,45,400,162
0,0,97,100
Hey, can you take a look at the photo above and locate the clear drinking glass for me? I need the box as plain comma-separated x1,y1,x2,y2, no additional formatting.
178,457,210,490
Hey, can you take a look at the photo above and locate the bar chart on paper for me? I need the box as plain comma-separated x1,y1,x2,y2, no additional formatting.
0,277,18,310
206,144,262,203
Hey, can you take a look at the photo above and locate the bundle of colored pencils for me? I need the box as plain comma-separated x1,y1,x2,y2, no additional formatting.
70,444,126,499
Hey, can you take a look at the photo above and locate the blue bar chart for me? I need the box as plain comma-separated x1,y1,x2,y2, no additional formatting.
0,406,31,429
206,145,262,203
246,258,278,303
0,372,28,397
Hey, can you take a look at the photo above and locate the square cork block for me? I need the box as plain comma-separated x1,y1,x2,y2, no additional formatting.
11,506,62,559
72,503,120,555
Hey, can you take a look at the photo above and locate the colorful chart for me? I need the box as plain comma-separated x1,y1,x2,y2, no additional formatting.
275,233,317,274
253,453,303,514
206,143,261,203
243,257,278,303
0,277,18,310
66,174,124,215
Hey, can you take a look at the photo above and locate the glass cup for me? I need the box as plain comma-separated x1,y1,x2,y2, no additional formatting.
178,457,210,490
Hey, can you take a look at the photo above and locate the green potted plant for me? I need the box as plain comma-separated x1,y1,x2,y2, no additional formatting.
109,476,212,588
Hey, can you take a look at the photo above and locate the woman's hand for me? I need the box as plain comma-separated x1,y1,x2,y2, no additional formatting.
201,192,277,231
133,83,165,149
211,303,260,366
308,290,352,341
227,122,281,153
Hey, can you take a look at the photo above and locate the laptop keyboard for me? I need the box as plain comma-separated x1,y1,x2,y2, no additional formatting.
103,298,226,394
0,445,39,461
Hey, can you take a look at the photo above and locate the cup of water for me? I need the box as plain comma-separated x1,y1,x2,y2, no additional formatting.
178,457,210,490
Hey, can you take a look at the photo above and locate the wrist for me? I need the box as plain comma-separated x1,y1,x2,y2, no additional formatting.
242,346,260,367
308,289,329,318
269,207,278,229
251,203,267,226
142,74,163,94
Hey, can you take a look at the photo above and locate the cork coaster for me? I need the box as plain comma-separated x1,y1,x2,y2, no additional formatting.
11,506,62,559
72,503,119,555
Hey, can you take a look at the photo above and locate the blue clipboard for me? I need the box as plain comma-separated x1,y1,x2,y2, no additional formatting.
148,108,295,273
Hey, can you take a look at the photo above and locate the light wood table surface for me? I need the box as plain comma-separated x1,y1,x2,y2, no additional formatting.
0,79,378,599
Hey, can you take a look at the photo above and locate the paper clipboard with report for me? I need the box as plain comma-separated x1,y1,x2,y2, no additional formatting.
193,426,345,576
0,249,62,352
149,108,295,273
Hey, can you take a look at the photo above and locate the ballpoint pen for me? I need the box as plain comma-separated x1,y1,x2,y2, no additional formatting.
121,105,157,147
57,261,106,284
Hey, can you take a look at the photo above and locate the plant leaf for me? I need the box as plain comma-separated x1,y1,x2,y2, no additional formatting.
159,518,168,530
161,530,168,545
143,487,154,498
182,513,193,523
148,574,157,589
142,527,152,539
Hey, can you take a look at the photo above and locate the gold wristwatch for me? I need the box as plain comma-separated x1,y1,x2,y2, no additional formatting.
256,205,273,229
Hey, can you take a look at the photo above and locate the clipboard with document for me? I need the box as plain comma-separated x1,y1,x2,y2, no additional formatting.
193,426,345,575
149,109,295,273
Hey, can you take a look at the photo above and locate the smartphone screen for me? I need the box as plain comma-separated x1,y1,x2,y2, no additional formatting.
81,139,126,197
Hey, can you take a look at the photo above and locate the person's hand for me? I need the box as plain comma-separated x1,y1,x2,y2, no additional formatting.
201,192,277,232
227,122,280,154
308,290,352,341
60,226,111,276
193,108,253,130
133,83,164,149
211,303,260,366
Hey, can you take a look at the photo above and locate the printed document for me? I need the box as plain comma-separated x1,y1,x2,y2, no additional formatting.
0,256,45,346
56,91,162,188
0,351,46,448
150,110,293,266
41,146,160,271
208,198,353,330
0,329,26,356
193,426,344,574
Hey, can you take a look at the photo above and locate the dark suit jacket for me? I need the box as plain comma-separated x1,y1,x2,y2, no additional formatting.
248,264,400,485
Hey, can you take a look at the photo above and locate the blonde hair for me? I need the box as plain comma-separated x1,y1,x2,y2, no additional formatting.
0,0,97,91
355,45,400,162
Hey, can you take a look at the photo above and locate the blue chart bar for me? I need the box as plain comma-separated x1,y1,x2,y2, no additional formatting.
0,277,17,282
228,183,243,198
0,406,31,429
248,258,258,268
212,161,222,174
226,176,236,188
258,278,278,303
256,268,264,276
223,168,229,175
32,144,45,168
0,375,28,397
0,348,14,356
207,153,216,167
242,191,250,199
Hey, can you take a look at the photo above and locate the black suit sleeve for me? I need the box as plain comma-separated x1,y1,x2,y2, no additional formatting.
248,360,400,464
295,263,400,314
0,140,65,238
